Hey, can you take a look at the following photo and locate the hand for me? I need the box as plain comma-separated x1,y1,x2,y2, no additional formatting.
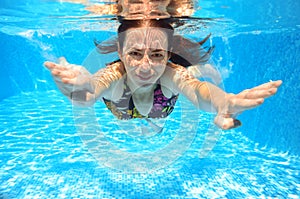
214,80,282,130
44,57,94,101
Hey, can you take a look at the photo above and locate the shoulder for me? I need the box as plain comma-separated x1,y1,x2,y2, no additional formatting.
94,61,126,100
161,62,201,94
105,60,126,76
94,60,125,83
160,62,193,95
164,62,197,83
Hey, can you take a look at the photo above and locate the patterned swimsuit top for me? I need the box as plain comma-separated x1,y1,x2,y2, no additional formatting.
103,81,179,119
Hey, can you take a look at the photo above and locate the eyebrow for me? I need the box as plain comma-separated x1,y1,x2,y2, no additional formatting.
129,48,165,52
124,46,142,51
150,49,166,52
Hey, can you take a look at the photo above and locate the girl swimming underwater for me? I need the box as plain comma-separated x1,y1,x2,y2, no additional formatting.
44,17,282,130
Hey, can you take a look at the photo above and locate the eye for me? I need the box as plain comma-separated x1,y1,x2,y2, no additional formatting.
128,51,143,59
150,52,165,60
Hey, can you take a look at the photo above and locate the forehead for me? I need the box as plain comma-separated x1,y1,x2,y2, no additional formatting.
123,27,168,50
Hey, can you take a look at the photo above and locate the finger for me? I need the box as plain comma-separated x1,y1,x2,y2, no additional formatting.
61,77,78,85
45,62,69,72
51,68,68,76
214,115,242,130
44,61,57,69
250,80,283,91
53,69,79,79
238,87,278,99
229,97,264,112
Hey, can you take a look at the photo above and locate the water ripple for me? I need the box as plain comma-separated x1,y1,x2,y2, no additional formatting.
0,91,299,198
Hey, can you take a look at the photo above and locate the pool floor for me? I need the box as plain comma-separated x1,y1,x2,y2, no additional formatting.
0,91,299,198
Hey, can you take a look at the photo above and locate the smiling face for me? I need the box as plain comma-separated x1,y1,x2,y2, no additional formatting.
119,27,169,88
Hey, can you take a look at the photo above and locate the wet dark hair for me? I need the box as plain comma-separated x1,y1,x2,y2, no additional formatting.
94,18,214,67
117,19,175,52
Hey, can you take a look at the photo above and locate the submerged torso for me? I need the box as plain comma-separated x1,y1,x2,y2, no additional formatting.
103,81,178,119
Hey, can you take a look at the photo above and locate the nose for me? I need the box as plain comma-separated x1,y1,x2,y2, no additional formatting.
139,54,151,72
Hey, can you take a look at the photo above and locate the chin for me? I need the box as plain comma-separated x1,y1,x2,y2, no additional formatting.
136,79,157,88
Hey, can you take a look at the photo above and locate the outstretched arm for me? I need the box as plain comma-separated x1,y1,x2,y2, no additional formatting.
44,57,94,103
166,63,282,129
44,57,125,106
196,80,282,129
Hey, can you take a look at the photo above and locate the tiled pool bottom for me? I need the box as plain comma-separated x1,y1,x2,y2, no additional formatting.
0,91,299,199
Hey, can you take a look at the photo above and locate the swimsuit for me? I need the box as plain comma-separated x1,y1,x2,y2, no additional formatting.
103,82,178,119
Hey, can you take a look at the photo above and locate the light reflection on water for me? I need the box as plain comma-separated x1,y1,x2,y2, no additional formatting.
1,0,299,198
0,91,299,198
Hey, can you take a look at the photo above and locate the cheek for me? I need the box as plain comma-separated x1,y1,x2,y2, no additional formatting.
123,55,139,68
123,57,139,77
152,63,167,75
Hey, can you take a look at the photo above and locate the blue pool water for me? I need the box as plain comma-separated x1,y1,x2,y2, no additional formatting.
1,0,300,198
